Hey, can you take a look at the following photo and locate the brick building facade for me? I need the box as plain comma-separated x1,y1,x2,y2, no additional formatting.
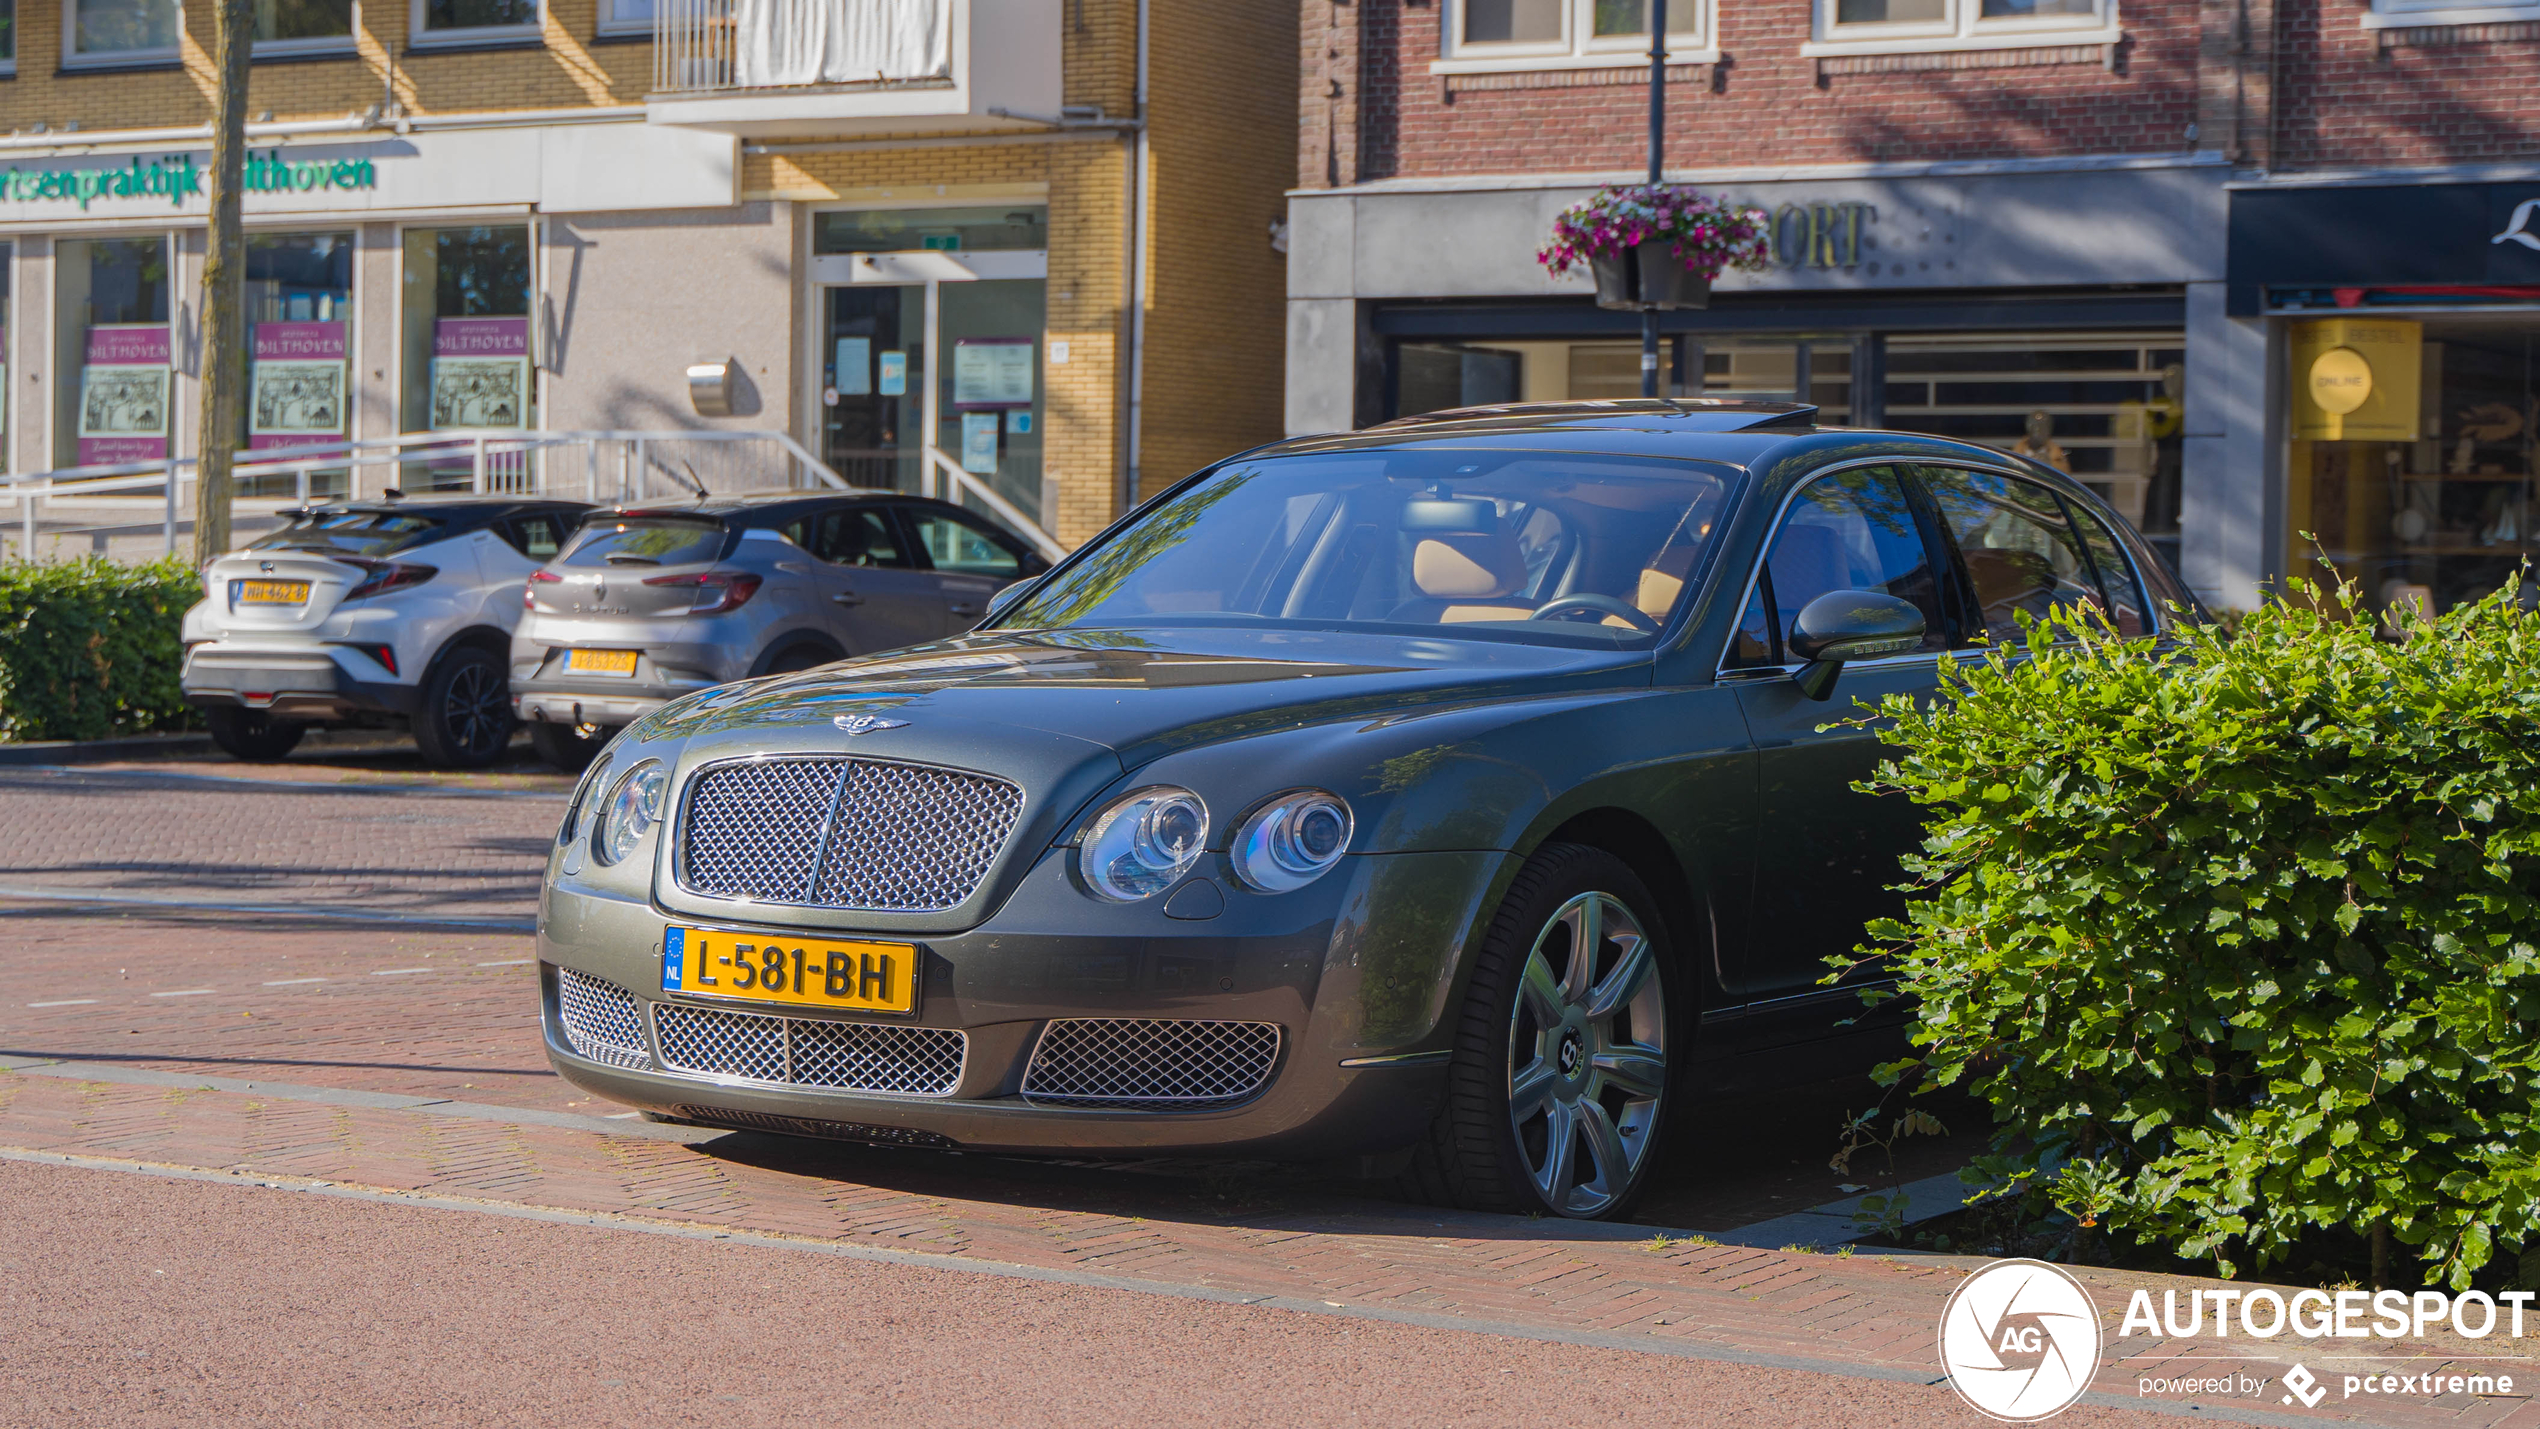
0,0,1291,556
1289,0,2540,614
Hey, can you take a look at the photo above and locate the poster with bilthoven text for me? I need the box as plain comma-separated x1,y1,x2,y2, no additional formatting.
430,355,529,430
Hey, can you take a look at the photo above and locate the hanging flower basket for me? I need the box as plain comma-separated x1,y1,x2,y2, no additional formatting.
1538,185,1772,313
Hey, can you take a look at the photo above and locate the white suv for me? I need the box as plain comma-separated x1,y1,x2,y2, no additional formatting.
180,495,591,767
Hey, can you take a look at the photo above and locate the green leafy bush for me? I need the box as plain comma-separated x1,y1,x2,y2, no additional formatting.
0,557,202,742
1852,575,2540,1287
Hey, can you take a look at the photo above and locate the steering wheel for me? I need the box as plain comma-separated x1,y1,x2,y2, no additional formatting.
1529,593,1660,632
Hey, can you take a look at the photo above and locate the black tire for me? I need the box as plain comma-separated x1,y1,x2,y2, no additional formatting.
764,644,834,675
203,706,304,762
411,645,515,770
529,719,613,772
1401,842,1681,1220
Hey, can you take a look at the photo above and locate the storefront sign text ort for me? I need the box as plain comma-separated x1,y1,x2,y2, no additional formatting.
0,150,378,211
1770,202,1876,270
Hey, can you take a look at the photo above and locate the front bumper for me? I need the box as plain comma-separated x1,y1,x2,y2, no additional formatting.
182,644,420,719
538,846,1515,1158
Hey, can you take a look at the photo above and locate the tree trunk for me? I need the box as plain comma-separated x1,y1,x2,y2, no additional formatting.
2371,1220,2392,1291
191,0,255,567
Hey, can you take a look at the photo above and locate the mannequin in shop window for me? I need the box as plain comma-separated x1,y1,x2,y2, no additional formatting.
2011,410,2072,474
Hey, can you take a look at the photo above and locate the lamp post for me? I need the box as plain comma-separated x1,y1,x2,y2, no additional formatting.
1640,0,1667,399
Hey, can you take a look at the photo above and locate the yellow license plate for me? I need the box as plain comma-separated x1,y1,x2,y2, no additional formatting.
236,579,311,605
565,648,640,676
659,927,917,1015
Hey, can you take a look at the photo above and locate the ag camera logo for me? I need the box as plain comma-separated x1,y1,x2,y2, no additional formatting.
1939,1259,2103,1422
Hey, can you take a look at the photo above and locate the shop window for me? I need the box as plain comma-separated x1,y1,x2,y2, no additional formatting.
400,226,533,486
55,237,171,470
0,0,17,73
254,0,353,51
410,0,538,47
2287,319,2540,621
1807,0,2111,54
937,278,1045,527
233,232,354,497
1399,344,1521,415
1437,0,1714,69
813,206,1047,254
1389,337,1852,423
63,0,178,67
1881,333,2183,573
596,0,646,34
2362,0,2540,28
0,243,12,473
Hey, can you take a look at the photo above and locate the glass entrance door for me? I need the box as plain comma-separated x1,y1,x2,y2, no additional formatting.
822,285,925,492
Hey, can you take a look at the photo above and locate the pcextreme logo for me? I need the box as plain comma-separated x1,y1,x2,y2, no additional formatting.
1937,1259,2103,1422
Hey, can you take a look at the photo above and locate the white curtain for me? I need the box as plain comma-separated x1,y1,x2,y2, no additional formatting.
735,0,950,88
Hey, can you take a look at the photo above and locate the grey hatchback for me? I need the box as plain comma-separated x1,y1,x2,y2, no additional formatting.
510,491,1047,768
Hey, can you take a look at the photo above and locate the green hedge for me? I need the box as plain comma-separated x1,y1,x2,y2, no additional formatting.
1852,576,2540,1287
0,557,202,743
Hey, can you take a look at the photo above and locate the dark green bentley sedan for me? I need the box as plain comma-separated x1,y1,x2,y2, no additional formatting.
539,400,2190,1220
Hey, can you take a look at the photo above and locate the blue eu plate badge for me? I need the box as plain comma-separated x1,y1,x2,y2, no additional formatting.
661,927,686,992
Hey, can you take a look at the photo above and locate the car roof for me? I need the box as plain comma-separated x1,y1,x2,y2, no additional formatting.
597,488,898,521
285,495,592,519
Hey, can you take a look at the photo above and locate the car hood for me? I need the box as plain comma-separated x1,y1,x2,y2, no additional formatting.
634,625,1651,768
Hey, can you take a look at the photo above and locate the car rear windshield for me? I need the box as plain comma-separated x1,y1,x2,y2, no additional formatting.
557,516,727,568
246,510,447,559
1000,449,1741,648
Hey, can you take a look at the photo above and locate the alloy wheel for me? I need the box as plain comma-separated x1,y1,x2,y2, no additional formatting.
442,661,508,758
1505,890,1668,1217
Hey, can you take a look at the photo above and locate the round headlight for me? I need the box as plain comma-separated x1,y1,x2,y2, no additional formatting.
1080,786,1209,902
1231,790,1354,893
593,760,667,867
557,754,612,849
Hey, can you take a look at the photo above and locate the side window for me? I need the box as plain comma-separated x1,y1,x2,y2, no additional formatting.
2065,502,2152,638
1725,581,1777,668
814,507,909,568
1761,466,1948,658
1917,466,2103,647
505,513,562,560
907,508,1025,578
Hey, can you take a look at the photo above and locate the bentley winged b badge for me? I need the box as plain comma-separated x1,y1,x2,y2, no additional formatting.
833,714,911,735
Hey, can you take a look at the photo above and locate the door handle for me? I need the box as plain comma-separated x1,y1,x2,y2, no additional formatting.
831,591,864,606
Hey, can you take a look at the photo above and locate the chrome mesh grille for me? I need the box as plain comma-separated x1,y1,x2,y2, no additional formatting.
653,1002,964,1097
679,756,1023,912
1021,1019,1283,1109
556,969,648,1070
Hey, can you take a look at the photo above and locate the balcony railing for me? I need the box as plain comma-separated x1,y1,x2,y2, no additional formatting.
655,0,953,96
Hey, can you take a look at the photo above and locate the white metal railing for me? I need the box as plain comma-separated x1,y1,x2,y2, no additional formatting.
655,0,952,96
0,428,1069,565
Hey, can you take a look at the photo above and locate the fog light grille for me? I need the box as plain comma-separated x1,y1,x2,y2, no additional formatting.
653,1002,963,1097
556,968,647,1070
1021,1019,1282,1109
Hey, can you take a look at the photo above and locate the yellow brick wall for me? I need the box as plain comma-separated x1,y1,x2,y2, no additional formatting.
0,0,649,130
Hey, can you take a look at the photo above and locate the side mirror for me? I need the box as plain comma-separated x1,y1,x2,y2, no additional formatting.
1786,590,1926,701
982,579,1036,624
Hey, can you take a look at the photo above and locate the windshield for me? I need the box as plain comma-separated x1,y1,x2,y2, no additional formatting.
247,510,446,559
558,516,727,568
1002,450,1739,648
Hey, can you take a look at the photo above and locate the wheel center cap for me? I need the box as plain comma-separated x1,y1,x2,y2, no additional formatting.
1557,1028,1585,1077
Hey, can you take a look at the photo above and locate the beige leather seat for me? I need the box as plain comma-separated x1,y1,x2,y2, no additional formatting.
1390,529,1537,624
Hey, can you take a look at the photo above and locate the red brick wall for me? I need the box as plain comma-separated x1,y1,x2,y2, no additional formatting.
2273,0,2540,170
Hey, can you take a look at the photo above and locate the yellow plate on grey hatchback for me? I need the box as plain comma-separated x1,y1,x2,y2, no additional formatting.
235,579,310,605
565,647,639,676
660,927,917,1015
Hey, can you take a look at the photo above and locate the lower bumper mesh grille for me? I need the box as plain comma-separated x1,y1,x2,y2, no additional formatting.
1021,1018,1283,1109
556,968,647,1070
654,1001,964,1097
671,1106,958,1149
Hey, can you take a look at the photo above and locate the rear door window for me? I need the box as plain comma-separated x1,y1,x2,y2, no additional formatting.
559,517,725,568
905,506,1027,577
1916,466,2105,646
1748,466,1948,662
808,506,912,567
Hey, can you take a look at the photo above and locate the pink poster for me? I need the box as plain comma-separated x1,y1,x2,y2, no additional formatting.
77,324,172,466
248,321,349,454
433,317,529,356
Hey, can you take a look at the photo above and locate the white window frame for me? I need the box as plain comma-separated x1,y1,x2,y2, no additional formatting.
2360,0,2540,28
1802,0,2118,57
407,0,540,49
59,0,182,70
252,0,357,59
1433,0,1720,75
594,0,648,38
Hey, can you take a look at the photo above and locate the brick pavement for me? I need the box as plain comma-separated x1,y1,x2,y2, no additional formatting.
4,766,2536,1425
